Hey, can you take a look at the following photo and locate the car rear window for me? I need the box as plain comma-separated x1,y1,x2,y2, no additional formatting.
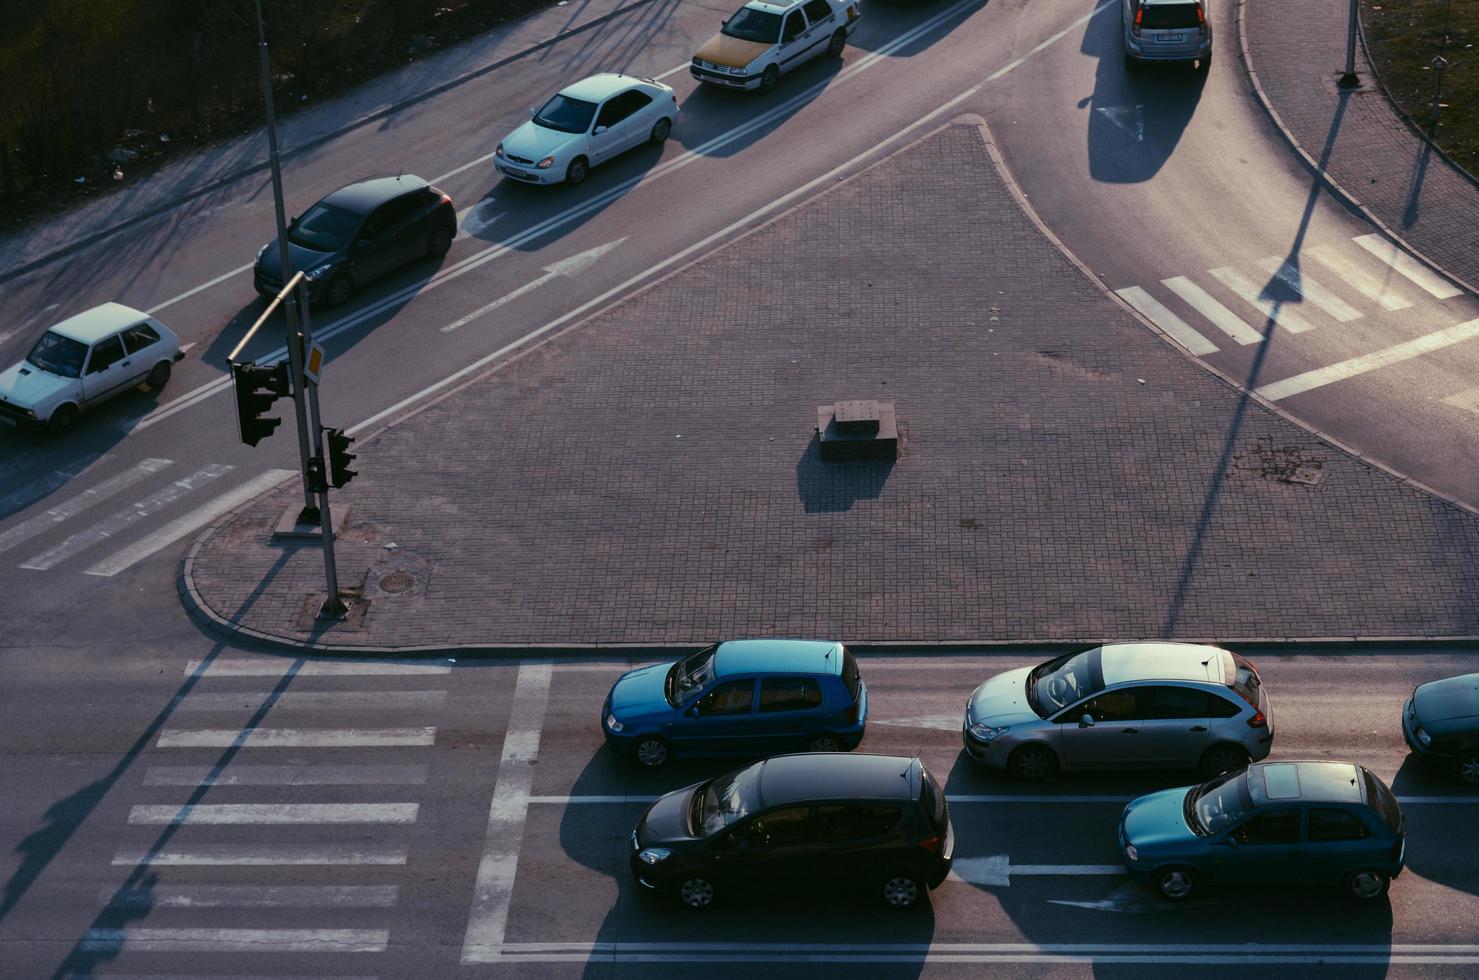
1362,770,1403,833
1141,3,1202,29
1224,652,1262,707
840,647,862,703
918,763,947,829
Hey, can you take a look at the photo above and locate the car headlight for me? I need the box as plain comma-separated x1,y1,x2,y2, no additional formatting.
968,722,1009,743
1125,844,1139,862
637,847,671,865
606,714,624,733
1415,726,1431,747
536,155,557,169
304,263,334,281
495,143,504,159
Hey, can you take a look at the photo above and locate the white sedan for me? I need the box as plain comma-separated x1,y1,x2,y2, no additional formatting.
495,73,678,186
0,302,182,433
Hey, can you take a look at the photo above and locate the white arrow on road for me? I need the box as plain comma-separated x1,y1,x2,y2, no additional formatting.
440,237,628,333
949,855,1125,887
871,714,962,732
1096,104,1144,142
1048,881,1192,913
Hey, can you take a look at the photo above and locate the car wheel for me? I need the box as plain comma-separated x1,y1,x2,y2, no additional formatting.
676,875,717,910
759,65,779,93
426,223,454,257
1344,869,1390,901
632,735,671,769
146,361,172,391
1008,744,1058,782
1457,753,1479,785
324,273,354,308
880,872,924,910
1153,866,1198,901
1199,744,1250,777
565,157,589,186
48,403,80,435
650,117,672,144
805,733,842,752
827,29,847,57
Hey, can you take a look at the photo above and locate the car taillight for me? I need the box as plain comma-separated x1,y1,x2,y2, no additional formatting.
1196,5,1207,35
440,194,452,205
1247,710,1267,729
844,702,859,724
917,836,943,855
1132,8,1142,36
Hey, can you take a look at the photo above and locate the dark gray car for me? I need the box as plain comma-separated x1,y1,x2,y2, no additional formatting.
1403,673,1479,784
1123,0,1212,70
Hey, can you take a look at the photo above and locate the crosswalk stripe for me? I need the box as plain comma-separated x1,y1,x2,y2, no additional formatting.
112,845,408,866
75,975,378,980
0,457,169,554
102,884,400,909
143,763,430,786
127,803,420,825
156,727,437,748
1207,267,1317,332
78,927,389,953
1353,233,1464,299
1259,257,1364,322
185,658,452,677
1256,318,1479,401
0,452,106,522
1441,386,1479,414
84,468,295,576
1114,286,1218,355
18,463,231,571
1160,277,1263,344
178,690,448,712
1308,245,1414,311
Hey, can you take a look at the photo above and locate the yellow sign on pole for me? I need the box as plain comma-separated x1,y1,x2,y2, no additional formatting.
303,340,326,385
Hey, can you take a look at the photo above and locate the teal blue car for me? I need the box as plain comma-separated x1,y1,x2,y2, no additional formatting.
1119,760,1405,901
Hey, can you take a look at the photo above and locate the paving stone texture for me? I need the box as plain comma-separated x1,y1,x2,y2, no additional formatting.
185,122,1479,648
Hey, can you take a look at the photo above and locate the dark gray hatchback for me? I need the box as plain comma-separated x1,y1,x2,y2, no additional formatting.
1403,673,1479,784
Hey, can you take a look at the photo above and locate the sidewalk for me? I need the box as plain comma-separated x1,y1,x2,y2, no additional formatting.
1240,0,1479,293
182,120,1479,652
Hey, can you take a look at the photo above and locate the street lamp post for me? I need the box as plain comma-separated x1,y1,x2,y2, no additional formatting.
1338,0,1361,88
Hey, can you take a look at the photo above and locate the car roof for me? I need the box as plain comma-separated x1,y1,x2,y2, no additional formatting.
557,73,646,102
321,174,430,214
758,753,917,807
1099,642,1223,686
46,302,151,345
714,639,843,678
1248,761,1365,805
744,0,801,13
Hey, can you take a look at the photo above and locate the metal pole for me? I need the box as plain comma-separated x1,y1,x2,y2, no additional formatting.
254,0,318,523
1338,0,1360,87
296,286,346,619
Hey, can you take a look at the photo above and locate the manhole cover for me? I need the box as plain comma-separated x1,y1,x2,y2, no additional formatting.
379,571,416,594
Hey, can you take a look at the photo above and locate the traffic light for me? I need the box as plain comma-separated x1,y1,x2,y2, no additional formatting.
231,361,290,447
305,456,329,494
325,428,357,488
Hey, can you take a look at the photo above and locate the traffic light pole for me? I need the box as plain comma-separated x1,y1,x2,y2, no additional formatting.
296,297,347,620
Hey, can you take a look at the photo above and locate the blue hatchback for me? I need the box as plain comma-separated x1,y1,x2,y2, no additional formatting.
602,639,868,768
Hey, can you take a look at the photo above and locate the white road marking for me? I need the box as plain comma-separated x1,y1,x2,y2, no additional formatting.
1114,286,1219,355
871,713,965,732
532,792,1476,805
101,884,400,908
18,463,231,570
84,468,296,576
1161,277,1264,345
1354,233,1464,299
463,663,553,965
184,658,451,676
0,457,171,554
145,262,255,314
143,763,429,786
1258,257,1363,322
156,727,437,748
455,197,503,239
951,855,1124,887
1308,244,1413,311
1095,104,1143,142
1257,317,1479,401
1047,881,1193,913
0,452,107,520
1443,386,1479,414
177,690,447,711
127,803,420,825
1207,266,1316,332
78,927,388,953
440,237,628,333
112,844,408,865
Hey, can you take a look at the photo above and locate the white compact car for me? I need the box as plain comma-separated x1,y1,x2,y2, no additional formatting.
495,73,678,186
692,0,862,92
0,302,182,433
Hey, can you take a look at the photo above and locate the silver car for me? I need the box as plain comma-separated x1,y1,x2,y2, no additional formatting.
962,643,1273,780
1122,0,1212,70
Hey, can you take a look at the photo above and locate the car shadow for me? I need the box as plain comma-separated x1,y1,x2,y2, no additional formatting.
1390,753,1479,902
674,55,840,160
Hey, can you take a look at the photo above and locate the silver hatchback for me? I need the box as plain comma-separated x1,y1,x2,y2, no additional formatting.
962,643,1273,780
1122,0,1212,70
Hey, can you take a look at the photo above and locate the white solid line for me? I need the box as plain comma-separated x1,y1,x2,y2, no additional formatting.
18,463,231,571
84,468,296,576
127,803,420,825
1307,244,1413,311
112,844,408,865
0,457,171,553
78,927,388,954
143,763,429,786
178,690,448,711
1207,267,1316,333
533,792,1475,806
101,883,400,909
1353,233,1464,299
1006,864,1124,876
1161,277,1264,345
1114,286,1219,355
156,727,437,748
1257,317,1479,401
463,663,553,964
440,268,559,333
184,658,451,676
1259,257,1363,322
145,262,255,314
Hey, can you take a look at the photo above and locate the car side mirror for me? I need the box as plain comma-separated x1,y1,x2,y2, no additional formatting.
1079,714,1095,728
594,125,608,135
685,704,700,718
1215,836,1238,848
528,106,537,117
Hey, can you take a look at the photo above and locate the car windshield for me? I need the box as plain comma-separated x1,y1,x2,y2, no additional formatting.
722,7,782,42
1026,649,1104,716
693,762,763,836
666,645,718,707
534,94,598,134
25,331,88,379
287,202,361,252
1189,769,1253,836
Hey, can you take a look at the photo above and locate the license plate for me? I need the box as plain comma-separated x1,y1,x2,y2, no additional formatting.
1160,33,1185,42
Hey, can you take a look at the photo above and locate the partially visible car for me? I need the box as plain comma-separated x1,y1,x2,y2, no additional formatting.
602,639,867,768
495,73,677,186
962,642,1274,780
1120,761,1405,901
691,0,861,93
1122,0,1212,70
253,174,455,308
1403,672,1479,784
0,302,182,433
630,752,953,910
